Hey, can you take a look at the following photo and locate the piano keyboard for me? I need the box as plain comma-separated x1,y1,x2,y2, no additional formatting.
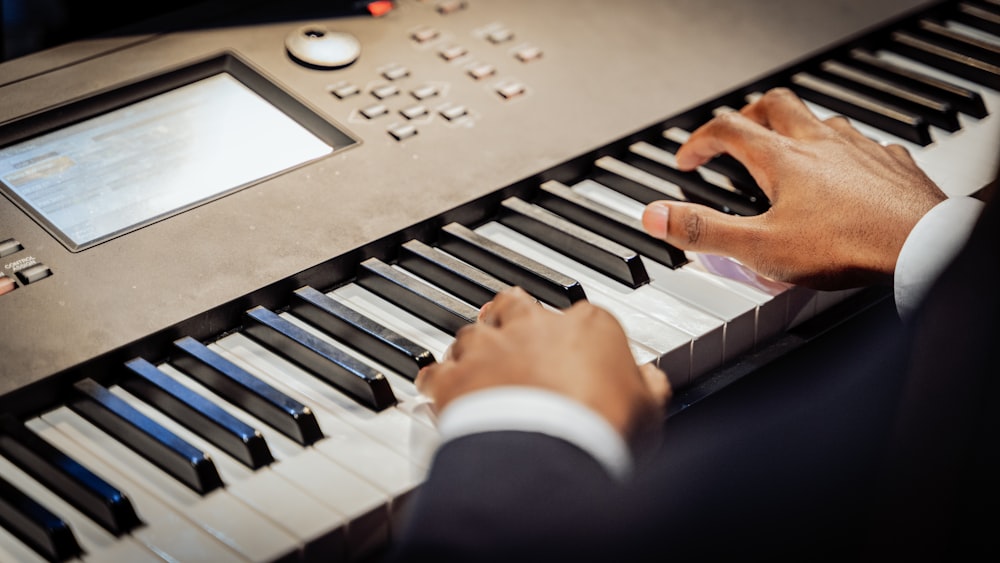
3,0,1000,560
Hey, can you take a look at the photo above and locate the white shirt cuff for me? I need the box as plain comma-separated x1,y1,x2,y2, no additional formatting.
436,386,632,480
895,196,984,319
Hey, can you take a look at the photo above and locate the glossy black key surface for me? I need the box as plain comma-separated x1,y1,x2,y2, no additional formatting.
0,475,81,561
0,415,141,536
291,285,436,381
655,132,769,203
887,30,1000,89
498,196,650,288
953,1,1000,36
68,378,223,495
534,180,688,269
122,358,274,470
243,306,397,411
171,336,324,446
790,71,932,145
439,222,587,309
845,48,988,117
399,239,511,308
357,257,478,335
916,18,1000,65
815,59,960,131
621,147,763,216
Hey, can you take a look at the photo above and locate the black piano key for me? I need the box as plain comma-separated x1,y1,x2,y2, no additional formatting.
789,71,932,145
171,336,324,446
620,148,763,216
243,305,397,411
887,30,1000,89
533,180,687,269
845,48,988,118
916,18,1000,66
68,378,223,495
590,160,686,206
656,132,769,203
439,222,587,309
121,358,274,470
398,239,511,308
290,285,436,381
497,196,650,288
0,415,141,536
953,1,1000,38
0,475,81,561
357,257,478,335
815,59,960,131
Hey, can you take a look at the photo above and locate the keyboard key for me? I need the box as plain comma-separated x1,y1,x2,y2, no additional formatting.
357,257,478,334
0,414,141,535
244,306,398,412
498,196,651,288
398,239,511,308
68,378,224,495
171,336,325,446
122,358,275,469
291,285,436,380
439,222,587,308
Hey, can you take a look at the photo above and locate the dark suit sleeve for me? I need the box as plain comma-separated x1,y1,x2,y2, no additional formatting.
386,430,622,563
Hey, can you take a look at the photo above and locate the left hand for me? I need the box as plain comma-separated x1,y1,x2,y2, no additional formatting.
416,287,670,442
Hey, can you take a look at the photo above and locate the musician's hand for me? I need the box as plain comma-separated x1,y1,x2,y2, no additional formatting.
415,287,670,441
641,87,947,289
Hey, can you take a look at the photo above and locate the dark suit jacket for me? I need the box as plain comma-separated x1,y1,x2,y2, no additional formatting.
386,190,1000,563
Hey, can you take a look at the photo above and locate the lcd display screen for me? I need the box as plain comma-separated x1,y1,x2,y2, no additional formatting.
0,71,342,250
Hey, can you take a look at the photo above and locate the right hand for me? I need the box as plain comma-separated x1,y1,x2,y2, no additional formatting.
641,87,947,289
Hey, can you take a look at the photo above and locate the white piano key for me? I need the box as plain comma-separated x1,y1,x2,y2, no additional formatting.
24,416,251,563
157,361,424,513
0,525,48,563
0,454,160,563
105,384,349,559
572,178,784,349
474,221,696,381
572,180,757,357
475,221,729,385
161,350,420,550
210,335,433,492
36,408,298,563
161,365,426,513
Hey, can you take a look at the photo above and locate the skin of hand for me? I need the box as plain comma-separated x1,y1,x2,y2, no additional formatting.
416,287,671,442
641,87,948,289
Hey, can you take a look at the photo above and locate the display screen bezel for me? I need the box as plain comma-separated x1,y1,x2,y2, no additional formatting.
0,53,358,252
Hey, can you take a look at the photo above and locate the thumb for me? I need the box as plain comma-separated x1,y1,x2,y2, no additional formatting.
641,200,758,257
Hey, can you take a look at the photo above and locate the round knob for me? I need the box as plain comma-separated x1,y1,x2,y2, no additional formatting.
285,25,361,69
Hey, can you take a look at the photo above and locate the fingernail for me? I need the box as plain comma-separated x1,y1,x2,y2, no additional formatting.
674,151,695,170
642,202,670,239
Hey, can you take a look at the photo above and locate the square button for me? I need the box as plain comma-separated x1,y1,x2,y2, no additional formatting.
361,104,390,119
401,105,429,120
372,84,401,99
411,85,439,100
388,124,418,141
497,82,526,100
331,83,360,99
440,105,468,121
15,263,52,285
467,64,496,80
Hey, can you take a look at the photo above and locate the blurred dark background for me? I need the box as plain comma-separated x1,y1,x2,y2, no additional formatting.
0,0,208,62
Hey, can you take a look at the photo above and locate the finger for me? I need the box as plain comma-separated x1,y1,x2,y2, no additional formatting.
741,87,826,139
641,200,762,257
481,286,540,327
675,110,781,171
639,363,671,407
822,114,866,140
